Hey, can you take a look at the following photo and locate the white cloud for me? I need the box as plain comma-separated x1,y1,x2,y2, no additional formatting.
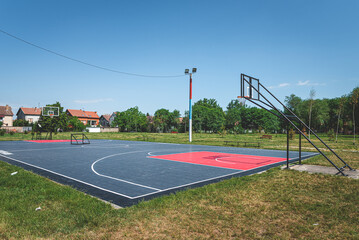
297,80,310,86
279,83,290,87
74,98,113,104
268,83,290,89
297,80,326,86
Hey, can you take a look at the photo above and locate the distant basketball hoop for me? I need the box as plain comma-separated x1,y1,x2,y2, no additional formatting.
42,106,59,118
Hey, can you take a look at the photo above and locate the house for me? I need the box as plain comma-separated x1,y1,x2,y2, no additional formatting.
16,107,42,123
146,115,154,124
66,109,100,127
99,114,111,127
109,112,119,126
0,105,14,126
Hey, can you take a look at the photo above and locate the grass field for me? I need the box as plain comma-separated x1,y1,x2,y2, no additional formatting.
0,132,358,239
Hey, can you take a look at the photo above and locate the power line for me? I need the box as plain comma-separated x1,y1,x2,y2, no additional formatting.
0,28,185,78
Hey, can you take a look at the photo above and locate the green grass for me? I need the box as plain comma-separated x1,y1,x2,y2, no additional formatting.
0,132,358,239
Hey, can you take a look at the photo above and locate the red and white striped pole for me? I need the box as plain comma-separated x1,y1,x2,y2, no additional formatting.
185,68,196,143
189,73,193,142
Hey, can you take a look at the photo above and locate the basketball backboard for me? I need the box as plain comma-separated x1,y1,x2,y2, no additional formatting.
239,74,260,100
42,106,59,117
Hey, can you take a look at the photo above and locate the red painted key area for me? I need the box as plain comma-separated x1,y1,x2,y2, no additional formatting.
149,151,287,170
26,140,71,143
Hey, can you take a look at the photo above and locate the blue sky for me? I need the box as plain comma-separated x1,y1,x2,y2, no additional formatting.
1,0,358,117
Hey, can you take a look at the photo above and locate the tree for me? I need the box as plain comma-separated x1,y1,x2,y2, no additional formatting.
225,100,244,133
13,119,31,127
153,109,180,133
192,98,225,133
308,89,316,140
113,107,148,132
35,102,68,138
257,109,281,133
351,87,359,145
178,111,189,133
154,108,170,132
66,116,86,132
335,97,346,142
284,94,302,116
171,110,181,130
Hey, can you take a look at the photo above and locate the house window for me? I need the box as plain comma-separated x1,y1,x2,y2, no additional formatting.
28,118,33,123
91,121,97,126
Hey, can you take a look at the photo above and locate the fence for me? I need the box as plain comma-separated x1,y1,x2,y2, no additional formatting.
0,126,32,133
100,127,119,133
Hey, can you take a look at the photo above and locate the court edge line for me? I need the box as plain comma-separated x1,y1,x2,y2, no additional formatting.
132,153,318,199
0,153,138,199
132,168,242,199
7,144,131,153
0,150,318,201
91,151,162,191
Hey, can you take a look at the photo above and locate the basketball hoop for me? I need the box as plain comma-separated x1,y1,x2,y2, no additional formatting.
237,96,247,106
42,107,59,118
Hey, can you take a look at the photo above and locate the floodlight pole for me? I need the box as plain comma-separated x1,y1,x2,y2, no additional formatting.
185,68,197,143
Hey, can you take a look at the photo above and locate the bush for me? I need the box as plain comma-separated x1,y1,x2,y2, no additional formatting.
0,129,5,136
289,128,295,140
13,119,30,127
9,131,15,135
328,129,335,141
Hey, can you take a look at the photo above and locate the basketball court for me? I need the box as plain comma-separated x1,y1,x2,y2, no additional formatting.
0,139,317,207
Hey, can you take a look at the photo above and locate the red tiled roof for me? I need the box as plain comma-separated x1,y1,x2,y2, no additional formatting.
85,111,99,119
0,105,13,116
146,115,154,123
18,107,41,116
101,114,111,122
66,109,99,119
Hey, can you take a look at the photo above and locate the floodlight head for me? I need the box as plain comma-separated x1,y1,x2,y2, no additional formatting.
192,68,197,73
185,69,190,74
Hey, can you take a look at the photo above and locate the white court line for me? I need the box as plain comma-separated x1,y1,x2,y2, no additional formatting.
215,157,236,164
0,150,13,155
133,152,319,199
146,149,193,156
0,153,136,199
91,151,161,191
147,152,246,171
0,146,318,201
146,151,276,171
133,169,243,199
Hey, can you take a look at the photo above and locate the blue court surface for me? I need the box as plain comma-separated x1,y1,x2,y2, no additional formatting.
0,140,317,207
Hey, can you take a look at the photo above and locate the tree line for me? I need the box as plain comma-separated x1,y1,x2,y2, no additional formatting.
112,87,359,137
284,87,359,136
12,87,359,139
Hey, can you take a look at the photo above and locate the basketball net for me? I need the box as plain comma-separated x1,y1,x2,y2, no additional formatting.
237,96,247,106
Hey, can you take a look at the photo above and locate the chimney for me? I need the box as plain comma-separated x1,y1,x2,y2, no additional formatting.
5,105,11,112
